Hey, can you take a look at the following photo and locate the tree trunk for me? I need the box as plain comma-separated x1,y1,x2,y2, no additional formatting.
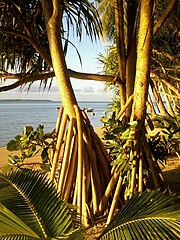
132,1,153,122
114,0,126,107
125,0,137,118
41,0,111,225
42,0,77,117
131,0,163,192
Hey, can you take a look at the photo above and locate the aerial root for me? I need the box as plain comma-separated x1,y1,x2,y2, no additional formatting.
49,104,165,225
50,104,111,225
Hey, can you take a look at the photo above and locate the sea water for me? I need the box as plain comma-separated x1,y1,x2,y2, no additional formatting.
0,100,111,147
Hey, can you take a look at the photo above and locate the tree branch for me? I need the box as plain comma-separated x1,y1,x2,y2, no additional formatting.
68,69,121,83
157,90,180,99
152,49,175,61
153,0,178,36
151,73,180,96
0,69,121,92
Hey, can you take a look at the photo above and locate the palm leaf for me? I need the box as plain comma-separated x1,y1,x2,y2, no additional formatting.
98,190,180,240
0,169,83,238
0,203,39,238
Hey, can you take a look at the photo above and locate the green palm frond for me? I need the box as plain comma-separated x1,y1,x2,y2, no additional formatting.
98,190,180,240
0,0,101,73
0,203,39,238
0,0,50,75
0,169,83,239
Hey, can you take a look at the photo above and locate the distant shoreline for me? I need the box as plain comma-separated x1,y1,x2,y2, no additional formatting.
0,99,112,103
0,99,53,103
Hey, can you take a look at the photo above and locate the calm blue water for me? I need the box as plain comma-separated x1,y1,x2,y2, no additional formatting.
0,100,111,147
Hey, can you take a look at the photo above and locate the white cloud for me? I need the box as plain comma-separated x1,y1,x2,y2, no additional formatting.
84,86,95,93
74,88,83,93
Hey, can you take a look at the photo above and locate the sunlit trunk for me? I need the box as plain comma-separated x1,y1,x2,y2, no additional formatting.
42,0,77,117
41,1,111,225
125,0,137,118
129,0,162,197
132,0,153,123
114,0,126,106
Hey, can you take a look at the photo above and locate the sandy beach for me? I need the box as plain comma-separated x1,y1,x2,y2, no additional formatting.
0,146,43,168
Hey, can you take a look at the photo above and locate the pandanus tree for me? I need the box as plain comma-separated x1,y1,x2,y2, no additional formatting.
97,0,179,116
0,0,112,225
95,0,180,223
41,0,112,225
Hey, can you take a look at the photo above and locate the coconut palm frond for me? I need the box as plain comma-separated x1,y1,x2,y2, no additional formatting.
98,190,180,240
0,169,82,238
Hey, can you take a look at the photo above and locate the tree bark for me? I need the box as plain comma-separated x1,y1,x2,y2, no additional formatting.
114,0,126,106
132,0,154,123
125,0,137,118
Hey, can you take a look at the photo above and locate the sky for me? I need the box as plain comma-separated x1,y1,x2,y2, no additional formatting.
0,37,113,102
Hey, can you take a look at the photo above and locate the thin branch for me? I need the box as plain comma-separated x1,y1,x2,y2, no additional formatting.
152,67,180,73
0,72,55,92
68,69,121,83
169,75,180,82
152,57,166,74
0,69,121,92
152,49,175,61
153,0,178,36
151,73,179,96
116,94,134,119
157,91,180,99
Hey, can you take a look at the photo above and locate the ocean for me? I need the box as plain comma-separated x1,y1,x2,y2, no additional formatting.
0,100,111,147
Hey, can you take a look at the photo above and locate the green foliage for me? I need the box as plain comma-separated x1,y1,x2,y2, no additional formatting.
102,100,180,174
98,190,180,240
95,0,115,41
0,169,84,239
147,114,180,159
0,0,50,76
0,170,180,239
98,46,119,94
98,46,118,76
101,107,137,190
147,133,168,163
6,125,57,170
0,0,101,73
0,0,102,92
153,0,180,68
